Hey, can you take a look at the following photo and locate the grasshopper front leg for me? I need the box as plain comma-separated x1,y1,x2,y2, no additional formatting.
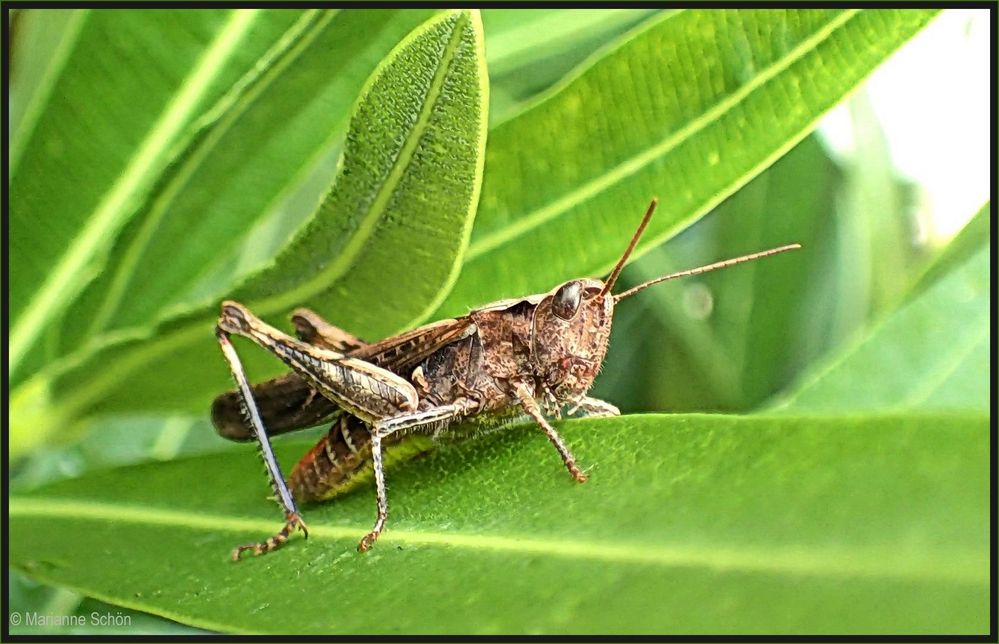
513,381,588,483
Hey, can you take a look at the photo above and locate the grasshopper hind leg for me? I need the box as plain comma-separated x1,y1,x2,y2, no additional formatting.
216,325,308,560
232,512,309,561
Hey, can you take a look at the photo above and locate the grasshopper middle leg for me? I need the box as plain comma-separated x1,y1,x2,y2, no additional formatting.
357,399,480,552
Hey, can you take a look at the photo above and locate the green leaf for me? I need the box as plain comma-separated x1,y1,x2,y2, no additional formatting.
773,241,988,413
56,10,439,352
8,9,88,169
9,9,306,379
482,9,661,124
435,9,940,319
10,9,489,458
7,575,205,636
906,201,990,300
10,412,988,634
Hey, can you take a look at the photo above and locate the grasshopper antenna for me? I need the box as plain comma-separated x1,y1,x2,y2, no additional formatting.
599,198,658,298
613,243,802,303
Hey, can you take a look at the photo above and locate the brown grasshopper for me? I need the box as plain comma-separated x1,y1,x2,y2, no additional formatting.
213,199,799,559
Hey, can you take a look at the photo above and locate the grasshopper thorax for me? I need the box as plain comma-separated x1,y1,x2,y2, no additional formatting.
531,278,615,400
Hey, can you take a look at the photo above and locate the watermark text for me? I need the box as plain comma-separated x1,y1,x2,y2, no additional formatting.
9,610,132,629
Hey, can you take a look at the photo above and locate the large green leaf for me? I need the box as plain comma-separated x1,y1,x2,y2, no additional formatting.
9,9,489,458
11,223,989,631
9,412,988,634
55,10,438,353
435,9,939,319
9,9,306,379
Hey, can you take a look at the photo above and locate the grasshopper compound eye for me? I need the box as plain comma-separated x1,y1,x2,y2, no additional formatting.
552,281,583,320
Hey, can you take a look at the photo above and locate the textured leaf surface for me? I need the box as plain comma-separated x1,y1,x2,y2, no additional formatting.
10,10,488,457
9,413,988,634
435,9,940,319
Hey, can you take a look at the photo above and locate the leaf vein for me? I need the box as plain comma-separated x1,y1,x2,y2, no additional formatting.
10,496,984,585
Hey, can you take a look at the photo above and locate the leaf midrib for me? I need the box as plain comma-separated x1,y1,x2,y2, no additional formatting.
10,496,985,585
464,10,860,262
250,10,470,316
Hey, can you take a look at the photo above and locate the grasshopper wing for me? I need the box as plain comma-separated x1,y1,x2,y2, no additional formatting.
350,317,476,373
212,317,475,441
212,373,341,441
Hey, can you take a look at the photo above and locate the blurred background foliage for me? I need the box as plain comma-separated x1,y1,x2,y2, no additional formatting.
6,8,988,635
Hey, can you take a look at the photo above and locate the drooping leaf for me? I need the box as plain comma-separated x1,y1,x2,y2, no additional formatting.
435,9,940,319
9,412,988,634
9,9,489,458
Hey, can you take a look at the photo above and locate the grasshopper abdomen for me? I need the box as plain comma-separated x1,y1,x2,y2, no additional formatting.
289,415,432,503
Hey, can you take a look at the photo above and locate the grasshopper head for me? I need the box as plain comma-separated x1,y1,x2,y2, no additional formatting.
527,199,661,401
531,278,615,400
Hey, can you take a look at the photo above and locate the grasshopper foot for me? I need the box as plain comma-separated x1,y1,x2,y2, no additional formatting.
357,530,382,553
231,512,309,561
